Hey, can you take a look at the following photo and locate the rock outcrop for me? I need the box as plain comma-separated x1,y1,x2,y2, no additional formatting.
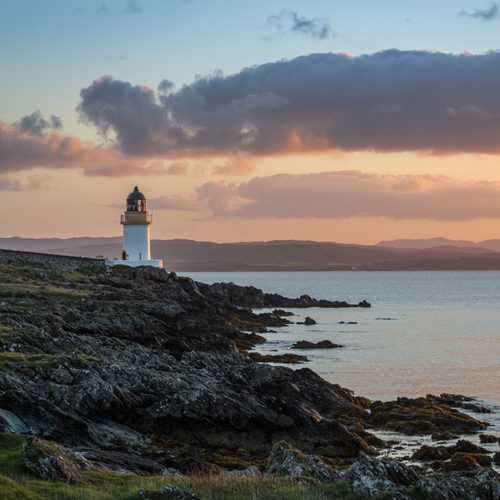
0,252,369,462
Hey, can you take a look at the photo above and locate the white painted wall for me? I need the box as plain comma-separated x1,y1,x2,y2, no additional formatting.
123,224,150,261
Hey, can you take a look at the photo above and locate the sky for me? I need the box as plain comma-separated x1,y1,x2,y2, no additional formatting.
2,0,500,244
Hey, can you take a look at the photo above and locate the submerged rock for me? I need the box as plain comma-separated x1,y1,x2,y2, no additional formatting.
292,340,342,349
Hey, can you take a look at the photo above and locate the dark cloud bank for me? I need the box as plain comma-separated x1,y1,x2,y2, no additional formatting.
78,50,500,157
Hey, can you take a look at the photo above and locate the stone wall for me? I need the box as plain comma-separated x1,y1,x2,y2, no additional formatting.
0,248,108,273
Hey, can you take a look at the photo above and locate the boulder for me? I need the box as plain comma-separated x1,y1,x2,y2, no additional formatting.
22,436,81,483
342,452,421,497
267,441,338,484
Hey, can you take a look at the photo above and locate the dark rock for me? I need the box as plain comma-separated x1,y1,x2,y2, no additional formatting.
292,340,342,349
342,451,421,497
431,431,458,441
272,309,294,316
177,458,223,474
452,440,489,455
413,445,450,461
249,352,309,363
297,317,316,325
196,281,370,309
22,436,81,482
443,453,479,472
267,441,339,484
77,448,165,475
479,433,497,443
0,253,371,465
370,395,489,435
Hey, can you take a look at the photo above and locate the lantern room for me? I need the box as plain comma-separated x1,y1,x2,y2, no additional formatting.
126,186,146,212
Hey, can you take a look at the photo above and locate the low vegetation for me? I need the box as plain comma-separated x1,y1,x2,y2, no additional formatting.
0,433,376,500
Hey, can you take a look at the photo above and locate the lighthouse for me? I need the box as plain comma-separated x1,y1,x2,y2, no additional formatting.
111,187,163,268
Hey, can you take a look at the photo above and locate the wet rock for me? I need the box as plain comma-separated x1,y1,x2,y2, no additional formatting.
249,352,309,363
479,433,497,443
342,451,421,497
267,441,338,484
22,436,81,482
370,395,488,435
413,445,450,461
292,340,342,349
431,431,458,441
272,309,294,316
138,485,200,500
494,451,500,463
297,317,316,325
452,440,489,455
443,453,479,472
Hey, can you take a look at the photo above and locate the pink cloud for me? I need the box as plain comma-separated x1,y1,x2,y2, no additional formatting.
154,171,500,222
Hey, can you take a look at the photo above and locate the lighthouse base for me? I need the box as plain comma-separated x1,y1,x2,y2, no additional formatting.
106,259,163,269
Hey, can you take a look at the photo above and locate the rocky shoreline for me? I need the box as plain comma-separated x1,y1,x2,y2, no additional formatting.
0,252,498,499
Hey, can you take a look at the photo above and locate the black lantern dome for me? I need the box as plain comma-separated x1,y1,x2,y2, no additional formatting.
126,186,146,212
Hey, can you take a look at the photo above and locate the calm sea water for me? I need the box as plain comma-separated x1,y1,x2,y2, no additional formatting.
186,271,500,438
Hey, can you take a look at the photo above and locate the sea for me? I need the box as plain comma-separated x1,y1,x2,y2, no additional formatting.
187,270,500,456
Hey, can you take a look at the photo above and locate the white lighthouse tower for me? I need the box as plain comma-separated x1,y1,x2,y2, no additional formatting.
111,187,163,268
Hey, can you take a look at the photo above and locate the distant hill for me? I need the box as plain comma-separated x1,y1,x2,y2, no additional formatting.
2,236,500,271
376,237,500,252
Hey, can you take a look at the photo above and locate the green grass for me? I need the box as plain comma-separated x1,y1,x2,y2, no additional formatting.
0,283,89,301
0,433,401,500
0,472,369,500
0,353,58,371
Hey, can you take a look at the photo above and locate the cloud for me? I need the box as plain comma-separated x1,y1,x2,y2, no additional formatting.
459,2,500,21
213,157,257,175
164,161,206,176
0,173,53,192
266,10,334,39
156,171,500,222
78,50,500,158
105,54,126,62
19,111,62,137
0,118,160,177
96,3,109,14
125,0,142,15
0,175,23,192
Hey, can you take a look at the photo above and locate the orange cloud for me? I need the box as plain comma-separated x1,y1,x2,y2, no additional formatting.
213,157,257,175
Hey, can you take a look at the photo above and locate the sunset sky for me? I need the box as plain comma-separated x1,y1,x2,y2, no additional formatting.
2,0,500,244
